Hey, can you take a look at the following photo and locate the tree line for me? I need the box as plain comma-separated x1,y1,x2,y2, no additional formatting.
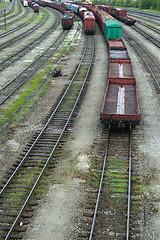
92,0,160,10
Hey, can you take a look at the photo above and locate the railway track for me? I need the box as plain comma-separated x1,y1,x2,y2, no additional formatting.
78,127,142,239
0,1,15,19
0,7,35,38
131,25,160,48
122,29,160,92
0,28,67,104
0,10,60,71
0,21,81,131
0,7,49,51
0,0,22,28
0,34,94,240
127,9,160,22
135,19,160,35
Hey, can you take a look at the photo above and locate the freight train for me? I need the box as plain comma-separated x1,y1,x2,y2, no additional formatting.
69,3,140,127
98,5,136,25
34,1,140,127
36,1,74,29
28,0,39,12
101,39,140,127
62,3,95,34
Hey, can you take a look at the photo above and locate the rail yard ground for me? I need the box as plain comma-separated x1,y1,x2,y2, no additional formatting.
0,4,160,239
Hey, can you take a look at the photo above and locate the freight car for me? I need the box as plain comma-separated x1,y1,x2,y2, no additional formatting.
100,39,140,128
33,3,39,12
28,0,39,12
61,11,74,30
62,3,95,34
88,6,121,39
98,5,136,25
42,1,74,29
83,11,95,34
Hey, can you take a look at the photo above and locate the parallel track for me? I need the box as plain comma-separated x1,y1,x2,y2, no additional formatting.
131,25,160,48
0,29,67,106
122,29,160,92
0,10,60,71
0,1,15,18
0,35,94,240
0,7,49,51
0,0,22,28
0,8,36,39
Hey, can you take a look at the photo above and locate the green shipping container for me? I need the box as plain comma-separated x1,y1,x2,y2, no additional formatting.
104,20,122,40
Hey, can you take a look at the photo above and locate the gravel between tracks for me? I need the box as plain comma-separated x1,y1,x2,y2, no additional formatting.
0,16,160,239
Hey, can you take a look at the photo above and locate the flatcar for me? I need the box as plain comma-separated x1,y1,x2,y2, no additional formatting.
83,11,95,34
100,39,140,128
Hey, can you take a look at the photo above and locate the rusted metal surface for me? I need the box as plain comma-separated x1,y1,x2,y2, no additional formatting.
109,61,134,79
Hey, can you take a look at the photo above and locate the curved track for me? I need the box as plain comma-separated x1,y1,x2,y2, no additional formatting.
0,10,60,70
0,7,49,51
0,0,22,28
0,35,94,240
0,8,36,39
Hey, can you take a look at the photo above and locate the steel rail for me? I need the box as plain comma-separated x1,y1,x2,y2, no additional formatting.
136,20,160,35
126,126,132,240
0,0,15,18
89,127,133,239
0,0,22,27
131,25,160,48
0,11,60,71
0,29,65,106
0,22,79,132
0,7,49,51
89,126,110,240
0,9,37,39
0,36,95,239
127,9,160,21
122,29,160,92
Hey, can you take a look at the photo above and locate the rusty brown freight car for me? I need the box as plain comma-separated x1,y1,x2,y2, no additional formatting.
100,79,140,127
108,60,135,82
83,11,95,34
108,39,130,60
100,39,140,127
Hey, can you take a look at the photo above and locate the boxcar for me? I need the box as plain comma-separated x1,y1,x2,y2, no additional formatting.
61,12,74,30
100,79,140,127
71,4,79,13
23,0,28,7
104,20,121,40
83,11,95,34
